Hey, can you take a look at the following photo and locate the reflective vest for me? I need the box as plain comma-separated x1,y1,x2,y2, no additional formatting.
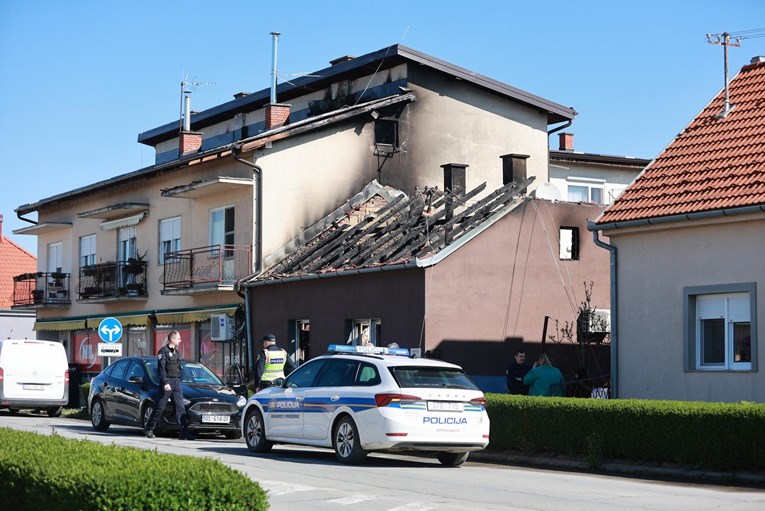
262,348,288,382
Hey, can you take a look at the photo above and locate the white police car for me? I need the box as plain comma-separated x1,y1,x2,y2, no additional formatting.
241,345,489,466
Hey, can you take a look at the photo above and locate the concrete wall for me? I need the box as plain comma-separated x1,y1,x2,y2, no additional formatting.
250,269,425,357
423,199,610,379
386,67,550,196
0,309,35,339
609,215,765,402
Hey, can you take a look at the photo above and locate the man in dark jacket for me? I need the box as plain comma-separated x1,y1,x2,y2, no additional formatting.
506,350,531,395
254,334,296,391
144,330,195,440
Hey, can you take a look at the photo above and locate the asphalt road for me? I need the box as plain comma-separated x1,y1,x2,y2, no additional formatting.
1,411,763,511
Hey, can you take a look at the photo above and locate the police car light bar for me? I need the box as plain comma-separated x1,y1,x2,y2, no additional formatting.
327,344,411,357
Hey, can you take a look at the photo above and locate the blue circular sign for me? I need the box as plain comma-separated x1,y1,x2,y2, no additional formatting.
98,317,123,343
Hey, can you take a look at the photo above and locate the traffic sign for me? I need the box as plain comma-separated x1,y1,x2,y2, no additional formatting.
98,317,123,343
97,343,123,357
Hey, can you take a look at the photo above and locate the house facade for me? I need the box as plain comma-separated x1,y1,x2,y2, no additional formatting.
0,215,36,339
243,172,611,392
13,44,576,382
548,132,649,205
590,57,765,402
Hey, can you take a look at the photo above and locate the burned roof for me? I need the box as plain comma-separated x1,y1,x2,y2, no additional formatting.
244,177,532,287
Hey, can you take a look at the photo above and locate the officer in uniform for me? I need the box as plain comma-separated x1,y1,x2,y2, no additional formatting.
254,333,295,391
144,330,195,440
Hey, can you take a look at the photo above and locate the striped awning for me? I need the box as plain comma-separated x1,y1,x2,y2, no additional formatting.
100,211,148,231
33,318,87,331
154,305,239,325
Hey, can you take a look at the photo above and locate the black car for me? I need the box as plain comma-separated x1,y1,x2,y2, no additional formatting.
88,356,246,439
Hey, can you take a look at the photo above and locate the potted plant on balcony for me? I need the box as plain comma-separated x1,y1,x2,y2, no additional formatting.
125,251,147,275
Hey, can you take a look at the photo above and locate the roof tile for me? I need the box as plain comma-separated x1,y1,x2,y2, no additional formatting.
0,236,37,308
597,60,765,225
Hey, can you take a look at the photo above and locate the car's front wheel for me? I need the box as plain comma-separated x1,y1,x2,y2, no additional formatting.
333,416,367,464
437,452,469,467
91,399,110,431
244,408,272,453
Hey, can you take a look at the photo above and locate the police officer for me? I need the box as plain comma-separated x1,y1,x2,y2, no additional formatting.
254,334,295,391
144,330,195,440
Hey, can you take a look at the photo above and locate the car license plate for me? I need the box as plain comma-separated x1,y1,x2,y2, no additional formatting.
23,384,44,391
427,401,463,412
202,415,230,424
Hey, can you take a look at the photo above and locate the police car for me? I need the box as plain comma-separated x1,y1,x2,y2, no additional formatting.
241,345,489,466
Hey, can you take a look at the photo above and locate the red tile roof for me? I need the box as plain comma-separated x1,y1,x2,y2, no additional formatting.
596,58,765,225
0,233,37,308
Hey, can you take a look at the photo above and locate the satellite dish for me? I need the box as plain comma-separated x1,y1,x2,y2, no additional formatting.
534,182,562,201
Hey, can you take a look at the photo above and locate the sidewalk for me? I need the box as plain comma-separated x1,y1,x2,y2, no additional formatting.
470,450,765,488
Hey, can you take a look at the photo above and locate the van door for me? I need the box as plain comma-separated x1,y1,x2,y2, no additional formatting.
0,340,67,402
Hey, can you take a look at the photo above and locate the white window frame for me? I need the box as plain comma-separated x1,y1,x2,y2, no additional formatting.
80,234,96,268
559,226,579,260
118,226,137,262
566,176,605,204
47,242,63,273
685,284,757,372
159,216,181,264
209,205,235,247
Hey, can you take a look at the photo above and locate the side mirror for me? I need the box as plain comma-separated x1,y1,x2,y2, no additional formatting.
272,377,285,388
128,376,144,385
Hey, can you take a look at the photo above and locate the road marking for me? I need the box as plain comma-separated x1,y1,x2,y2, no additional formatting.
259,479,316,497
327,494,378,505
386,503,441,511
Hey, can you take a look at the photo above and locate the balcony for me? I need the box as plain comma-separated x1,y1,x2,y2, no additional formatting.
12,272,72,308
162,244,252,294
78,260,148,302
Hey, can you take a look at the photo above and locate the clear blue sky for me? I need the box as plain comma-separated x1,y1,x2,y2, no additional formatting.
1,0,763,254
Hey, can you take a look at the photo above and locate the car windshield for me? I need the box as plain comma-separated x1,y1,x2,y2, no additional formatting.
390,366,480,390
143,359,223,385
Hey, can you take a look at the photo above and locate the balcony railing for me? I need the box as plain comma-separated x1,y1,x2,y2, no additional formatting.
12,272,72,307
78,260,147,300
163,244,252,290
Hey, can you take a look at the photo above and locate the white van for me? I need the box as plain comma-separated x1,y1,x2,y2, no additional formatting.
0,339,69,417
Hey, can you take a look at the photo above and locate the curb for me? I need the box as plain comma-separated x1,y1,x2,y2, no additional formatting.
469,450,765,488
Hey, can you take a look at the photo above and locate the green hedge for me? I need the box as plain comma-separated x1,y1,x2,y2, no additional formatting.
486,394,765,470
0,428,267,511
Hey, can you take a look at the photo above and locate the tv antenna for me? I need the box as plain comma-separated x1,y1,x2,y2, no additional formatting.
179,76,215,132
706,32,742,118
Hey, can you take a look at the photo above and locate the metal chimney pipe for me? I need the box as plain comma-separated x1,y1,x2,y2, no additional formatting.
183,92,191,131
270,32,280,104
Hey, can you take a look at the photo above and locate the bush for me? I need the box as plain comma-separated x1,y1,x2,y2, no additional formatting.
0,428,267,511
486,394,765,470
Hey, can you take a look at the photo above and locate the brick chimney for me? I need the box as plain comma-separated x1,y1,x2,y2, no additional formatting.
558,132,574,151
179,131,203,156
500,153,530,185
265,103,291,130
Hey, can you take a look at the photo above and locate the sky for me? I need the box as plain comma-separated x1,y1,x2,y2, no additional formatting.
1,0,763,255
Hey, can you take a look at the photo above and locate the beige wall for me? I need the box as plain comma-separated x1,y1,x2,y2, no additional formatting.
608,215,765,402
34,158,252,320
549,160,642,204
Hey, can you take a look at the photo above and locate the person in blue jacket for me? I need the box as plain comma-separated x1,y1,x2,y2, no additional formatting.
523,353,565,397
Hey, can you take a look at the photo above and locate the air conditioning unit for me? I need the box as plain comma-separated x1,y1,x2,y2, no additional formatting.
211,314,234,341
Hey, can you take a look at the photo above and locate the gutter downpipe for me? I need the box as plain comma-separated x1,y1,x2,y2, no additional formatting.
233,147,263,377
16,211,38,226
588,221,618,399
547,119,573,136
